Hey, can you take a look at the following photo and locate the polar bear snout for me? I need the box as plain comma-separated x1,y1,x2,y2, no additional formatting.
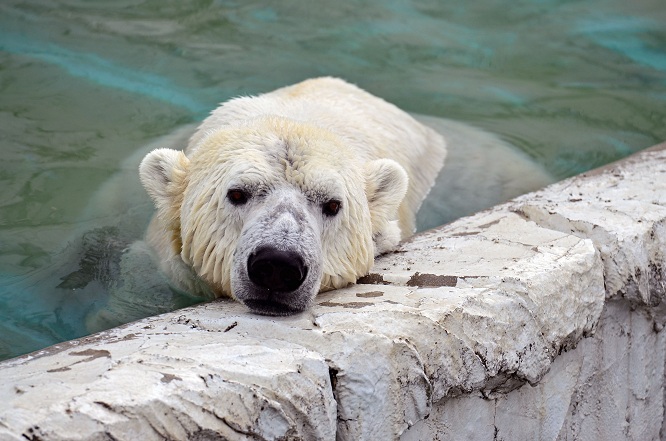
238,242,319,316
247,246,308,293
231,189,324,316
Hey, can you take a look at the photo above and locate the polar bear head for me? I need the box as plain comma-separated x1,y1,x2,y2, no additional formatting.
139,117,407,315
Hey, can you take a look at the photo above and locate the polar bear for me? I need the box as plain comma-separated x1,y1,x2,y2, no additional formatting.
139,77,448,315
69,77,552,329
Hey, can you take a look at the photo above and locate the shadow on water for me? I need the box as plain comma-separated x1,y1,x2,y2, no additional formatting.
0,126,206,361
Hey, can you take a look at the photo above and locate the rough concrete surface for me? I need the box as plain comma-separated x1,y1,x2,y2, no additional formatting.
1,143,665,440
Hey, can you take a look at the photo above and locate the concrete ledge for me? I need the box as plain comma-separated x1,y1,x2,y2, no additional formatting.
514,142,666,306
2,144,666,440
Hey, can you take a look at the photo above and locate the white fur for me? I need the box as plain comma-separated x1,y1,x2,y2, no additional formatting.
139,77,446,314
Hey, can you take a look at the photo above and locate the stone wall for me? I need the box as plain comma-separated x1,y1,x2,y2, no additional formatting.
1,143,665,441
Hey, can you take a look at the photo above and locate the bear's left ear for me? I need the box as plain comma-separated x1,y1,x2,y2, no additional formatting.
365,159,408,254
139,148,190,223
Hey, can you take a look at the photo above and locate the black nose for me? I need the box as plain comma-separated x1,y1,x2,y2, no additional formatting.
247,247,307,292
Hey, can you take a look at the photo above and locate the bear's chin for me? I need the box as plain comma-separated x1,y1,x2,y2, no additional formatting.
242,299,308,316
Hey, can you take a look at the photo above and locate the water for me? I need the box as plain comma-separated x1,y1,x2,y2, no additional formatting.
1,0,665,361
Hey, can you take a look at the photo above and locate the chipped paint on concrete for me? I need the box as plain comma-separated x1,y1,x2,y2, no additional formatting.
355,291,384,298
1,143,666,440
406,273,458,287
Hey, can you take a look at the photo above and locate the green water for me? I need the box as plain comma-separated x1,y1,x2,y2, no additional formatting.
1,0,665,361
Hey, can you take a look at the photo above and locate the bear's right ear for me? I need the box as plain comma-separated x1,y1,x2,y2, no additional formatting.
139,148,190,220
365,159,408,255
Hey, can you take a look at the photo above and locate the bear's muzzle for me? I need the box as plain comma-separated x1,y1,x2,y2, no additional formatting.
247,246,308,292
230,188,323,316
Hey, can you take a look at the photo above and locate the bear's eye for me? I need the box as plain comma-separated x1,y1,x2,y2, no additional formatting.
227,189,249,205
322,199,341,217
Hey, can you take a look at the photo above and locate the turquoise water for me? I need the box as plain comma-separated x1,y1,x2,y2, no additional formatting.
1,0,665,361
